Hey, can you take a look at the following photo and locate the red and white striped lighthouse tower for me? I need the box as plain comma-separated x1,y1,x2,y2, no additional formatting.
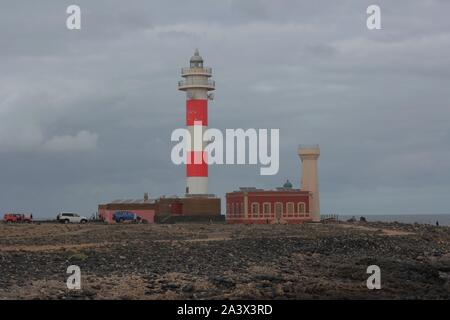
178,49,215,195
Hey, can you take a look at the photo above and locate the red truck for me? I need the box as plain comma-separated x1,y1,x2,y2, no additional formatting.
3,213,33,223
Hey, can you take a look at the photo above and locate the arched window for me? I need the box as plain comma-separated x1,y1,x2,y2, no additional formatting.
298,202,305,216
251,203,260,217
275,202,283,218
263,203,271,217
287,202,294,216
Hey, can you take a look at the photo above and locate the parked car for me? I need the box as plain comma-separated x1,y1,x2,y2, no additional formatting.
57,212,88,224
3,213,32,223
113,211,144,223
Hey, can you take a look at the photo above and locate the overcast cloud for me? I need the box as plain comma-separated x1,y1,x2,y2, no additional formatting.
0,0,449,217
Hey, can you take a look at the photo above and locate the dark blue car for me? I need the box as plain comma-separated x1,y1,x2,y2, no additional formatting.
113,211,138,223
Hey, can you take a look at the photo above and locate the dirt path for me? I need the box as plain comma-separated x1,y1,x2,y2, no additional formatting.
337,223,416,236
0,242,111,252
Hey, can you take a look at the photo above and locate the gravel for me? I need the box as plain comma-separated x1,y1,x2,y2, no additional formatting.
0,222,448,299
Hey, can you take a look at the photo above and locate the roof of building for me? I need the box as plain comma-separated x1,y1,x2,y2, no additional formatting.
239,187,264,192
110,198,154,204
229,187,308,194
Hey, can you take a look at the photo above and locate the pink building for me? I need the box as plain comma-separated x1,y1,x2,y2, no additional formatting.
98,199,155,224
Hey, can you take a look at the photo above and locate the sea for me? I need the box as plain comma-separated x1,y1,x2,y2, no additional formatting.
337,214,450,226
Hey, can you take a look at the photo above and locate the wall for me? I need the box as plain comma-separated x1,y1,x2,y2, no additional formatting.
156,197,221,217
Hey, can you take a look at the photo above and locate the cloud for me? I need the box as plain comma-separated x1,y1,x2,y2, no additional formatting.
43,131,99,152
0,0,449,217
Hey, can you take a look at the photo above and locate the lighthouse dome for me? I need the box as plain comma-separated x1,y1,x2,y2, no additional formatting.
190,49,204,67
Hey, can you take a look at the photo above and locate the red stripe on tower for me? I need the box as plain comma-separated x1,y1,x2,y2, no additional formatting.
186,100,208,126
186,151,208,177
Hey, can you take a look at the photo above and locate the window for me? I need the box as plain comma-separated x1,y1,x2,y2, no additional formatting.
191,61,203,68
263,203,271,217
251,203,259,217
287,202,294,216
275,202,283,218
227,203,231,215
298,202,305,216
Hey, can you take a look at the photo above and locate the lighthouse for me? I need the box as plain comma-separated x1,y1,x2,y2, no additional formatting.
178,49,215,195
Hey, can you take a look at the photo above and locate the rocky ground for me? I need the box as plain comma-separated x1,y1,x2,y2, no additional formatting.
0,221,449,299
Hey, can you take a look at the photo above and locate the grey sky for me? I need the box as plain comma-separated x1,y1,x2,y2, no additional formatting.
1,0,449,218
